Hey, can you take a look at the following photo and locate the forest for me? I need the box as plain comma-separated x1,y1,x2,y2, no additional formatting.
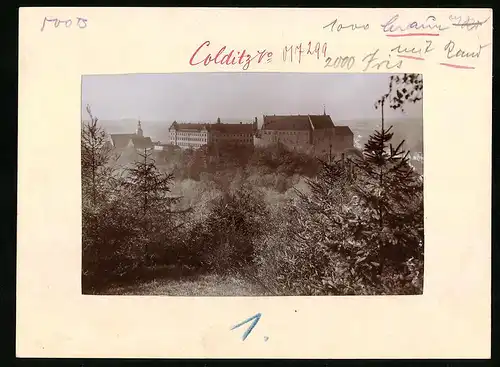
81,73,424,296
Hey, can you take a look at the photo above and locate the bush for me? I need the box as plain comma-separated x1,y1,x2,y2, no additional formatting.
82,195,144,292
195,184,269,274
252,199,331,295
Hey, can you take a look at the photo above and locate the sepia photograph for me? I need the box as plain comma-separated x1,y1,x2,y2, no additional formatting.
81,72,424,297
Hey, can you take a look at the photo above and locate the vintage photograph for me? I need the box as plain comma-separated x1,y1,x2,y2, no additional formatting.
81,72,424,296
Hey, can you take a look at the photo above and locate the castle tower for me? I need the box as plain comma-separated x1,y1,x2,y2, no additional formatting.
136,120,143,137
323,105,326,116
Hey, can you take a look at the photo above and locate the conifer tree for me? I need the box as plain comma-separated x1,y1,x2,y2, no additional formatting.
124,147,183,263
352,73,424,287
81,105,115,205
125,147,179,216
81,106,133,291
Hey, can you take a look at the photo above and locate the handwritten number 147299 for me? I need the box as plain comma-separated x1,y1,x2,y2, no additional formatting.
41,17,88,32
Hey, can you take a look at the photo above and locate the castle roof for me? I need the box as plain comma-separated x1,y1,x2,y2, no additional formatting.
262,114,335,131
335,126,354,136
309,115,335,129
210,122,254,134
262,115,311,131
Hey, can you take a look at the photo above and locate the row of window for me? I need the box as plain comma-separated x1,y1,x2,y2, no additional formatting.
178,142,204,146
214,133,252,138
263,130,306,135
172,132,252,138
173,131,207,136
214,138,253,143
176,137,207,142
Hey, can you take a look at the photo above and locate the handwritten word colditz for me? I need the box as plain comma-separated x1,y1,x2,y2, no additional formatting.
189,41,272,70
41,16,88,32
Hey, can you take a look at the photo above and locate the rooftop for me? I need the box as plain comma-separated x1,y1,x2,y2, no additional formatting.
262,114,335,131
210,122,254,134
335,126,354,136
109,133,136,149
169,122,209,131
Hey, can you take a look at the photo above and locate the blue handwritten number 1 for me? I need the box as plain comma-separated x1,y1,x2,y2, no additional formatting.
231,313,262,341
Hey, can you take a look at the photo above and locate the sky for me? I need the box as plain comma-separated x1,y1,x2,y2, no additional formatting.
81,73,422,122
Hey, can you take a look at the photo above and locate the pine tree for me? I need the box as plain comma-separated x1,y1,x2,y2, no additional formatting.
81,105,115,205
123,147,187,264
351,73,424,289
81,106,134,291
125,147,179,217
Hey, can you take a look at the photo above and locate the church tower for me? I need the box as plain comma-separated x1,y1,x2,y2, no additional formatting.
136,120,143,137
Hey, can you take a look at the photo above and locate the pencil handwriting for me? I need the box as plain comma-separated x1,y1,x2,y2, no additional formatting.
362,49,403,72
390,40,434,56
381,15,448,36
449,15,490,31
444,40,491,59
282,42,328,64
323,19,369,32
40,16,88,32
324,55,355,69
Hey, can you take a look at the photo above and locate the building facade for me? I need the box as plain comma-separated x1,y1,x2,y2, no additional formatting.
255,113,354,159
168,121,210,149
168,117,258,150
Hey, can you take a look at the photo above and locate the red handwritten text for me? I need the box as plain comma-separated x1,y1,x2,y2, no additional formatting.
189,41,273,70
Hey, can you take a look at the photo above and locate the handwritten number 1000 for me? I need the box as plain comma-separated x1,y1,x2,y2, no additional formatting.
41,17,88,32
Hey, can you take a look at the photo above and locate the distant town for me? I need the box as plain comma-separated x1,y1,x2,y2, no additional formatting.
107,110,355,162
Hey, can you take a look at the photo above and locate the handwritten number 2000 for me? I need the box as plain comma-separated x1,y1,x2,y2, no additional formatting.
324,55,355,70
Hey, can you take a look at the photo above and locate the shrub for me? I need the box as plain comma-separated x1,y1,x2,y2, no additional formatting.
252,199,332,295
197,184,269,274
82,195,144,292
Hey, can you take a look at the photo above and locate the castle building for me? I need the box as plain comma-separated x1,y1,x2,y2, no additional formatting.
168,117,258,150
168,121,210,149
255,111,354,159
108,121,154,151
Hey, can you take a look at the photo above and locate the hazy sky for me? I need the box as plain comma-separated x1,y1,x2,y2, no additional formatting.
81,73,422,122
